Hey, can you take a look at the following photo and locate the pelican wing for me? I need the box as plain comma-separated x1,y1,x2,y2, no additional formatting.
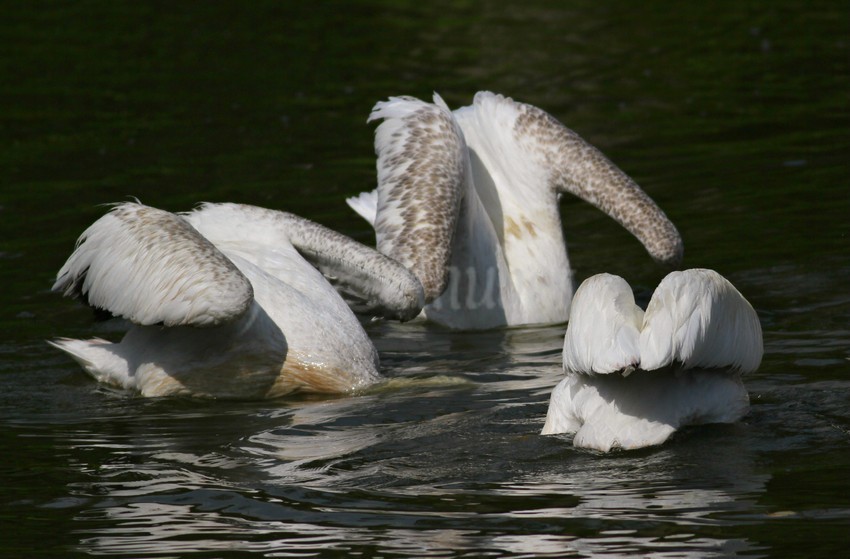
549,268,760,451
639,269,764,372
185,203,424,321
346,189,378,227
53,203,253,327
463,91,683,266
562,273,644,375
368,93,465,302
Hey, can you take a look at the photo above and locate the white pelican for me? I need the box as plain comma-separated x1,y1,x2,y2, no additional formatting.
347,91,684,329
541,269,763,451
50,202,424,398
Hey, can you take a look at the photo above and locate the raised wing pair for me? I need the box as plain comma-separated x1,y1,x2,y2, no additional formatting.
543,269,762,451
349,91,682,329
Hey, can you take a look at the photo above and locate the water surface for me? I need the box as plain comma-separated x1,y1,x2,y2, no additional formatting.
1,1,848,557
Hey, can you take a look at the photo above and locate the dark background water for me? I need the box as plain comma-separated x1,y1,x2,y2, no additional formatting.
1,1,848,557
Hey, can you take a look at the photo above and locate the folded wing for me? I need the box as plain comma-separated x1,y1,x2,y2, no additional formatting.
546,269,761,450
185,203,425,321
562,273,644,375
639,269,764,372
368,93,465,302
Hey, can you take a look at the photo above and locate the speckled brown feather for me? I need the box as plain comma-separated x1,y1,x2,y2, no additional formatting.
370,94,465,302
510,97,684,266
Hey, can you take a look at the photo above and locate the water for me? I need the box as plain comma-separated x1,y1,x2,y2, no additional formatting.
1,1,848,557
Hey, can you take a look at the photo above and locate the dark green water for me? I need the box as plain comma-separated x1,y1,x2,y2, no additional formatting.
1,1,848,557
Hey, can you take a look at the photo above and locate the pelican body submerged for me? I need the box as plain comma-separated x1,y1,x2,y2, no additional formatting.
349,91,683,329
542,269,764,451
50,202,423,398
51,91,758,439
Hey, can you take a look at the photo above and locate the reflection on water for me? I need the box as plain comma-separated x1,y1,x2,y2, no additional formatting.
70,446,770,557
8,261,849,557
54,323,774,557
77,496,761,558
8,302,848,556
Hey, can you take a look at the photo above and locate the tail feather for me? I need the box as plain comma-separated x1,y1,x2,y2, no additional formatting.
49,338,133,390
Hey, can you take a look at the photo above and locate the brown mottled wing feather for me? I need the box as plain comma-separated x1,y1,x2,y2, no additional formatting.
185,203,425,321
472,91,683,266
368,93,465,302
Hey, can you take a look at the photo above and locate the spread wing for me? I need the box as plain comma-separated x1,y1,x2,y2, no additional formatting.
53,203,253,327
458,91,683,266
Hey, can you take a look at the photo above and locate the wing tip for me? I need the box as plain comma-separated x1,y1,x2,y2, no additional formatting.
345,190,378,227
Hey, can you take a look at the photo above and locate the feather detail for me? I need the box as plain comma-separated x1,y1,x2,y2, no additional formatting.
53,202,253,327
544,269,762,451
639,269,763,372
185,203,424,321
562,274,643,375
369,93,465,302
346,189,378,227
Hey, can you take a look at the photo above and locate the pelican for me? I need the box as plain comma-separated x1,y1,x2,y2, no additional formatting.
542,269,763,451
50,202,424,398
347,91,683,329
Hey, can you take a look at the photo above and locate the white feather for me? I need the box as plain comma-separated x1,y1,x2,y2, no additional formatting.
562,273,643,375
544,370,750,451
50,202,423,399
639,269,764,372
345,189,378,227
543,269,762,451
53,204,253,327
185,203,424,321
354,91,682,329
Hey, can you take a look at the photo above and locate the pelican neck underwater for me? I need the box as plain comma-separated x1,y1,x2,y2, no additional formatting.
348,90,683,330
